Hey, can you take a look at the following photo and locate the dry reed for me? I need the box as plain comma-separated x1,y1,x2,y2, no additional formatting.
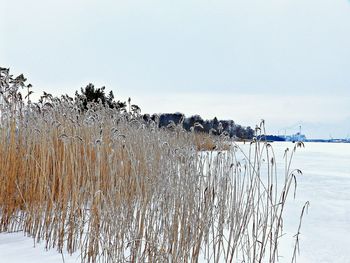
0,70,306,262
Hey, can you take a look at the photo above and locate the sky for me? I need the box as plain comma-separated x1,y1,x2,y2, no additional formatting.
1,0,349,138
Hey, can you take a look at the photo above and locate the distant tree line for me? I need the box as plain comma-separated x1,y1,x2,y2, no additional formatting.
257,135,285,142
72,84,255,140
141,113,254,140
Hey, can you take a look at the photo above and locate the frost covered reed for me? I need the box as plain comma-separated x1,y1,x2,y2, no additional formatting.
0,69,305,262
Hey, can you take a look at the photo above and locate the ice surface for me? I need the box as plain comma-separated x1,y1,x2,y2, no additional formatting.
275,142,350,263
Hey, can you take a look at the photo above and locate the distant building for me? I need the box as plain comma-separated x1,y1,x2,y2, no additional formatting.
284,132,306,142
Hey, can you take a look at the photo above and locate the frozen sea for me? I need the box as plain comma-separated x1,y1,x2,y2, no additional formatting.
0,142,349,262
276,142,350,263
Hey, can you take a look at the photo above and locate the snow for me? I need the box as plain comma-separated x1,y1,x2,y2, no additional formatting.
0,232,79,263
276,142,350,263
1,142,349,262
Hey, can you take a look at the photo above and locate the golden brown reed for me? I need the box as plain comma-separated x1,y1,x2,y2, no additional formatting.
193,132,231,151
0,100,305,262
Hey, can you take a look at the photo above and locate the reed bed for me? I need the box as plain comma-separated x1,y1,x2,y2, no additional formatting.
0,72,305,262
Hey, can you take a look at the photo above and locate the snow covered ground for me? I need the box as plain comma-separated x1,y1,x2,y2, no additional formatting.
1,142,349,262
276,142,350,263
0,232,79,263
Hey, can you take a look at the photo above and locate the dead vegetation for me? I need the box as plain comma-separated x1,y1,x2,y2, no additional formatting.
0,67,306,262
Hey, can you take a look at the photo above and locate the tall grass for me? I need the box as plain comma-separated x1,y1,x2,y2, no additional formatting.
0,70,305,262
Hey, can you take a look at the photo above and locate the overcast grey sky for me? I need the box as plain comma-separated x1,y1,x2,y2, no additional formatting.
1,0,349,138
